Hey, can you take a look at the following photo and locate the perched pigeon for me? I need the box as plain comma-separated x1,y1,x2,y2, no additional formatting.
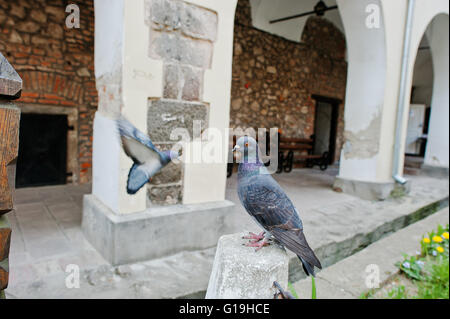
116,116,179,194
233,136,322,276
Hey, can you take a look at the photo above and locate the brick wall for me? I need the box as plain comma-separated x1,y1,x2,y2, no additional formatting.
0,0,96,183
231,0,347,162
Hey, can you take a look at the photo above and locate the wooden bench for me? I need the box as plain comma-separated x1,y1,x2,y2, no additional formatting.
227,132,329,177
278,135,329,172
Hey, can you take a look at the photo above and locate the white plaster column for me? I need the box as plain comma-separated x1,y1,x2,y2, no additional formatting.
183,0,238,204
423,14,449,169
334,0,403,199
85,0,237,265
92,0,163,215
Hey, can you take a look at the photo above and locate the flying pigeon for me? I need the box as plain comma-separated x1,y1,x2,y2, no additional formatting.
233,136,322,277
116,116,179,194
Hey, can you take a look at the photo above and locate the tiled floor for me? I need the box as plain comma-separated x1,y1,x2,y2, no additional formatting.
7,167,344,292
8,183,109,288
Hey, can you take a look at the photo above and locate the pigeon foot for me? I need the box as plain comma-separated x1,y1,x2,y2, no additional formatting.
242,231,266,243
244,238,271,251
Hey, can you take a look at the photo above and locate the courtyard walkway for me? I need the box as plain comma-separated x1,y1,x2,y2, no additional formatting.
5,168,449,298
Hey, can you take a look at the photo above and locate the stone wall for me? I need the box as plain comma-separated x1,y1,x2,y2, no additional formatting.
145,0,217,205
231,0,347,162
0,0,96,183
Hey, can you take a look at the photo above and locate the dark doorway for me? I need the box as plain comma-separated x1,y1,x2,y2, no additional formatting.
312,95,340,164
16,113,68,188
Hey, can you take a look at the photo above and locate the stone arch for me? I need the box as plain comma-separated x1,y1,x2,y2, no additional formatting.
398,4,449,173
422,14,448,169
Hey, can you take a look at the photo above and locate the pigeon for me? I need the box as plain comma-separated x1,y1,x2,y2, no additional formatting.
233,136,322,277
116,116,179,194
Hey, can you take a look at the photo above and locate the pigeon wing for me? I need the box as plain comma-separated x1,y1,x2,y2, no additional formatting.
116,117,166,194
240,177,322,270
117,116,161,156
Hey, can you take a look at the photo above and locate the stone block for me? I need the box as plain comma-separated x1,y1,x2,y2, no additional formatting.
148,0,217,41
149,0,181,31
148,184,182,205
147,99,208,143
150,159,182,185
163,64,203,101
150,31,213,69
180,2,217,42
82,194,235,265
206,233,289,299
163,63,180,99
0,52,22,97
181,66,203,101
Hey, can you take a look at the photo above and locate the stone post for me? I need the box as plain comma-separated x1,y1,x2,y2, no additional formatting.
0,52,22,298
206,233,289,299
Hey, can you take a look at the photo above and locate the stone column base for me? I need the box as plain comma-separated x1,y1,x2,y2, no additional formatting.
82,194,235,265
421,165,449,179
333,177,411,200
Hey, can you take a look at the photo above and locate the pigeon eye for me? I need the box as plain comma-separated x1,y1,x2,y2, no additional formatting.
245,143,249,147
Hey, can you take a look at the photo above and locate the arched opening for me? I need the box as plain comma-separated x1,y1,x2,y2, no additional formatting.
229,0,347,169
225,0,349,230
405,13,449,175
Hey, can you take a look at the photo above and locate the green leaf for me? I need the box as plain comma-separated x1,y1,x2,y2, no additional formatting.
287,282,299,299
311,276,317,299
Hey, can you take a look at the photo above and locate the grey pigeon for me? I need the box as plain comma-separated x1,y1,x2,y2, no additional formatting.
233,136,322,276
116,116,179,194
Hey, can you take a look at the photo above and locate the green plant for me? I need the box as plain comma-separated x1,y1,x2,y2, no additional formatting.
396,254,425,281
311,276,316,299
285,276,316,299
416,255,449,299
387,285,408,299
287,282,299,299
386,223,449,299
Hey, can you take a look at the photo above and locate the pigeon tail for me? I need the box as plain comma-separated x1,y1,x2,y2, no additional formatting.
127,163,150,194
298,256,316,277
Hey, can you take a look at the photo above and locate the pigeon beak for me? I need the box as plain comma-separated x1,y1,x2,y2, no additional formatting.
232,145,240,153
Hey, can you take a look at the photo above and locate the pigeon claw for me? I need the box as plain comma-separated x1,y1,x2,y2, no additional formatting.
242,231,266,242
244,238,271,251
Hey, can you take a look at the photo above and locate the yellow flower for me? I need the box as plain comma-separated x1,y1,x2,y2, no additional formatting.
436,246,444,253
433,235,443,243
423,237,431,244
443,232,449,240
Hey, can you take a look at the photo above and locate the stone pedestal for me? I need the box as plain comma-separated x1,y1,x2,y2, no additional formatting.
205,233,289,299
82,194,235,265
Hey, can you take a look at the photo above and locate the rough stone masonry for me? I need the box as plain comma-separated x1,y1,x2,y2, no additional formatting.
145,0,217,205
231,0,347,162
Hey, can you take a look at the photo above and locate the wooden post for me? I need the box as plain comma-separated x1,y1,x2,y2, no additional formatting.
0,52,22,298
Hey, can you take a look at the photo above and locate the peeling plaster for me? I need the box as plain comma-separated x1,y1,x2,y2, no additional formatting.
342,113,381,159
